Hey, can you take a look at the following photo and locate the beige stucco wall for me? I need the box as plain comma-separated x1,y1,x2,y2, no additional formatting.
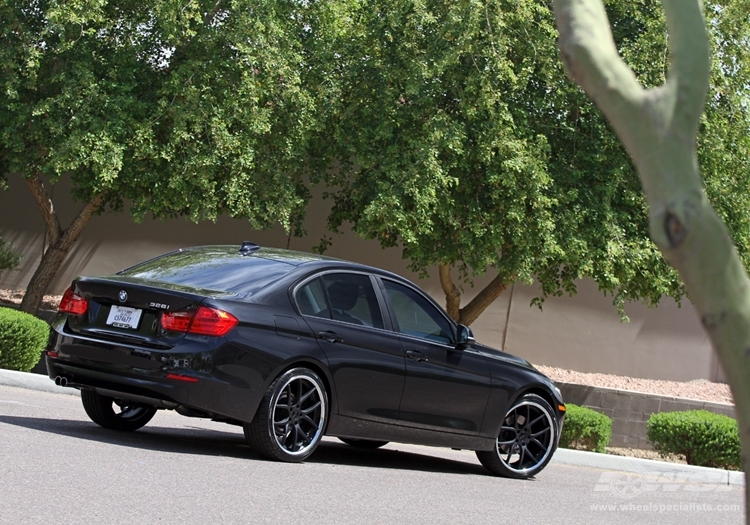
0,175,720,382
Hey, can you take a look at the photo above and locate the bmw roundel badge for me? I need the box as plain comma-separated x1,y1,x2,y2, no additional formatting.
118,290,128,303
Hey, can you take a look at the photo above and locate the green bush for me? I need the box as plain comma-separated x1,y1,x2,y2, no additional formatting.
559,404,612,453
647,410,740,470
0,236,21,271
0,307,49,371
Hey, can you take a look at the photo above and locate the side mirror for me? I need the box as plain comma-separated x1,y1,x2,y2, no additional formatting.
456,324,475,348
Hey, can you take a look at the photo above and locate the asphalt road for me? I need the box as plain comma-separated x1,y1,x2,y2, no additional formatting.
0,385,744,525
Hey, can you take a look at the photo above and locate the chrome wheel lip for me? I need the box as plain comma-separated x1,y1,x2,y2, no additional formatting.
496,400,555,475
270,374,326,458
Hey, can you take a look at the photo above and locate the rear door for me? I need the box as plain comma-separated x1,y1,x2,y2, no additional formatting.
295,271,406,423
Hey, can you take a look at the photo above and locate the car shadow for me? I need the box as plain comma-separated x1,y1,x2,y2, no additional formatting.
0,414,491,477
310,441,489,476
0,414,251,458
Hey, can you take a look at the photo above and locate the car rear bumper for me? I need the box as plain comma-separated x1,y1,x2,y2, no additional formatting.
46,329,263,423
46,353,191,408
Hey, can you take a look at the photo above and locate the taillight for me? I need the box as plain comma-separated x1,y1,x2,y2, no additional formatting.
161,306,238,336
58,287,88,316
160,311,193,332
189,307,238,336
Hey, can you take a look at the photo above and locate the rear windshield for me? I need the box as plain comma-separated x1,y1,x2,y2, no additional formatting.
118,246,297,296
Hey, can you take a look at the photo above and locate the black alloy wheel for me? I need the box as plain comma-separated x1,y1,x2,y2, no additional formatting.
338,438,389,449
476,393,557,479
245,367,328,462
80,389,157,431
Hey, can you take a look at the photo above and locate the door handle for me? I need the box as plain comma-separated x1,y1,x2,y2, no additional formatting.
318,331,343,343
406,350,428,362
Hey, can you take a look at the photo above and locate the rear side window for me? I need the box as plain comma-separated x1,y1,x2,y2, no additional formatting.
296,273,384,329
297,278,328,317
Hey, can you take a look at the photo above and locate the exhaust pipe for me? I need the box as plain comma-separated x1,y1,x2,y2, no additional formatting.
54,376,68,387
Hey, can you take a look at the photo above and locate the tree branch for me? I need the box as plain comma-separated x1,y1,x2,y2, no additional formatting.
25,172,62,247
553,0,645,158
59,194,105,251
662,0,710,138
18,193,105,314
459,272,514,327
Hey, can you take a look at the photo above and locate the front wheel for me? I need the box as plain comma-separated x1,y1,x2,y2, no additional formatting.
80,389,157,431
476,393,558,479
244,368,328,462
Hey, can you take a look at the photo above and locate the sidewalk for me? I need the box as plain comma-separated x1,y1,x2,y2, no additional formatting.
553,448,744,486
0,367,744,486
0,367,80,396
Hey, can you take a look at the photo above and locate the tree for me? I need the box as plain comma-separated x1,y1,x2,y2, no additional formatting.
550,0,750,518
310,0,750,325
0,0,316,313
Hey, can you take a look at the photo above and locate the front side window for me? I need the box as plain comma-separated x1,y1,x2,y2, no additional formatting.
296,273,384,329
382,280,454,344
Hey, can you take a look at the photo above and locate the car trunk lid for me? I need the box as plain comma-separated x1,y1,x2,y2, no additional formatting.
64,276,235,349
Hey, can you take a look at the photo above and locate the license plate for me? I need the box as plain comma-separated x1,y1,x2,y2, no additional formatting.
106,305,143,330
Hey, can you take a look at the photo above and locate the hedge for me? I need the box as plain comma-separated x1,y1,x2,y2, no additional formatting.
0,307,49,372
647,410,740,470
559,404,612,453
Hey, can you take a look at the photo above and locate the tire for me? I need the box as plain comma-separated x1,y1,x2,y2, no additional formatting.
476,393,558,479
80,389,157,432
339,438,389,449
244,367,328,462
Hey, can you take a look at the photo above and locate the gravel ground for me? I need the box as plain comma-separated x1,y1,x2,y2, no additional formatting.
605,446,687,463
536,365,734,405
0,289,63,311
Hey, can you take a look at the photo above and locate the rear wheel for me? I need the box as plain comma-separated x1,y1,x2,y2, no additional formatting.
244,368,328,462
339,438,389,449
476,393,557,479
80,389,157,431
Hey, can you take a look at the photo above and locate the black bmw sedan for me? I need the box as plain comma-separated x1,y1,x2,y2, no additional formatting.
46,243,566,478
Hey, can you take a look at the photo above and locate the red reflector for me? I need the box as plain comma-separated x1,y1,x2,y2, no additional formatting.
58,287,88,316
46,351,59,358
160,306,238,336
166,373,199,383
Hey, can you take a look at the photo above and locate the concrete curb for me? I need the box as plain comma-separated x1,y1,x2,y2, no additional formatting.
0,368,744,486
552,448,744,486
0,368,80,396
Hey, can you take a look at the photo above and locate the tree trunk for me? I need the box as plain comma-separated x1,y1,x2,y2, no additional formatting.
438,264,515,326
19,174,103,314
439,264,461,321
552,0,750,518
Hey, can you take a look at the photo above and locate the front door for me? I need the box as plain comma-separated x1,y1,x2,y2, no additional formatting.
380,278,491,434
